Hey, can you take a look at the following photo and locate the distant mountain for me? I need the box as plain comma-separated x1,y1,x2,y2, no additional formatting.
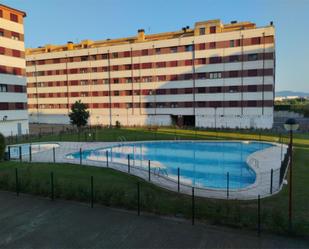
276,91,309,97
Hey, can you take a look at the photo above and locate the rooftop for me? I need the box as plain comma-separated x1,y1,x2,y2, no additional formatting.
26,19,269,55
0,4,26,17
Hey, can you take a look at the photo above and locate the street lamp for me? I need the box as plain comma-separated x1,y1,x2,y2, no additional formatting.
283,118,299,230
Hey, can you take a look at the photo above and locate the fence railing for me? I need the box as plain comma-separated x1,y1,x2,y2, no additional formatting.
6,140,289,200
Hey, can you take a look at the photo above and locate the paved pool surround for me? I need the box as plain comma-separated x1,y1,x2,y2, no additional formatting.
18,141,288,200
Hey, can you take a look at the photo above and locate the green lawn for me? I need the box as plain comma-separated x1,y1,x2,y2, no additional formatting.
1,127,309,236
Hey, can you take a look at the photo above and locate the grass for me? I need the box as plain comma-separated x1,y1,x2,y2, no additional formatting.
1,127,309,236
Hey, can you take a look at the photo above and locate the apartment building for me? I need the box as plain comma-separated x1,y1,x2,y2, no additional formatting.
26,19,275,128
0,4,28,136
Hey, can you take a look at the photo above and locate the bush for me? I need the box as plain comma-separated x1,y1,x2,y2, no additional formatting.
115,121,121,128
0,133,5,161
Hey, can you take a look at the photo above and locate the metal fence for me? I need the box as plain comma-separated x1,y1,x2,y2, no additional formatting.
6,140,289,200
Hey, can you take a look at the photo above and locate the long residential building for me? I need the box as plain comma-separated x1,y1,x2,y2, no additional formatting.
26,19,275,128
0,4,28,136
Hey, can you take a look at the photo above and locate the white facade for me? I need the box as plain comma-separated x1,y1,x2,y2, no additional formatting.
26,20,275,129
0,4,28,136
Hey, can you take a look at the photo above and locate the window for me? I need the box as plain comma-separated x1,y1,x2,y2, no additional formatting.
10,13,18,23
209,72,222,79
170,47,177,53
170,61,178,67
124,51,130,57
81,92,88,97
185,60,192,66
230,40,235,47
185,44,193,52
80,68,88,73
229,71,239,78
0,84,8,92
229,55,239,62
80,80,87,85
113,78,119,84
157,75,166,81
133,64,140,70
0,47,4,54
199,43,206,50
251,37,261,45
124,64,132,70
155,48,161,54
81,56,88,61
112,65,119,71
0,30,4,37
248,53,258,61
142,76,152,82
112,52,118,58
114,91,119,96
0,10,2,18
142,63,152,69
248,69,258,76
197,73,206,79
90,55,96,60
92,80,98,85
229,86,239,93
209,26,216,34
248,85,257,92
156,62,166,68
199,27,205,35
209,57,222,64
102,54,108,59
92,67,97,73
103,79,109,84
11,33,19,40
125,78,132,83
209,42,216,49
142,49,148,56
12,50,21,57
197,87,206,93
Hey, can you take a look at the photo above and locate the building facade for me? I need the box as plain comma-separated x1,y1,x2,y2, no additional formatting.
0,4,28,136
26,19,275,128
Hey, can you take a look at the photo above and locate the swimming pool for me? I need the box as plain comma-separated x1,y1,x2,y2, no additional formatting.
67,141,273,190
7,143,59,159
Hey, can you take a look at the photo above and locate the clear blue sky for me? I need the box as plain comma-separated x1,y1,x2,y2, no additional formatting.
2,0,309,92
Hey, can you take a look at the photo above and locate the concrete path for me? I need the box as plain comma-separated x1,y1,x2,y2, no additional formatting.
0,191,307,249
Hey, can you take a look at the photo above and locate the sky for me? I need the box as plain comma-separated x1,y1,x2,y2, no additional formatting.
2,0,309,92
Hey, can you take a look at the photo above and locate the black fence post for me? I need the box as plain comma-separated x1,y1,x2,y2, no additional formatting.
227,172,230,199
50,172,54,201
192,187,195,225
257,194,261,236
29,145,32,162
148,160,151,181
128,154,130,173
91,176,94,208
15,168,19,196
137,182,140,216
177,167,180,192
53,147,56,163
270,169,273,194
19,146,22,162
8,146,11,161
106,151,109,167
80,148,82,165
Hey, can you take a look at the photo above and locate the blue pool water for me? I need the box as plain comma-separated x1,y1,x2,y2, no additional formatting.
67,141,273,189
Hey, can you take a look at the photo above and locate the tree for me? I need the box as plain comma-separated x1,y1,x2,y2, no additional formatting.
69,100,90,129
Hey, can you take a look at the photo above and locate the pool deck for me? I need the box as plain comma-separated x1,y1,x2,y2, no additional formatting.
20,140,287,200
